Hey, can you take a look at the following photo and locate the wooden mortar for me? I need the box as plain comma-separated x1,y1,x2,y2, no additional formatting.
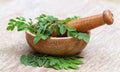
26,31,88,56
26,10,114,56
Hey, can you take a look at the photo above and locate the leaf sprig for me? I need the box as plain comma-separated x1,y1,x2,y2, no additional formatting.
7,17,35,33
20,52,84,70
7,14,90,44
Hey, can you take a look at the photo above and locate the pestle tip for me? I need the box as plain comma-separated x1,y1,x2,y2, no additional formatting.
103,10,114,25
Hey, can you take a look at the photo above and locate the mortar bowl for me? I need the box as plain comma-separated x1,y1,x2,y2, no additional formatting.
25,30,89,56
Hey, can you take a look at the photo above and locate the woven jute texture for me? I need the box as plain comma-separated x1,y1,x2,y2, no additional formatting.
0,0,120,72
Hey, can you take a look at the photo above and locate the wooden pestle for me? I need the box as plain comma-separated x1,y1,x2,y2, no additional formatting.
52,10,114,37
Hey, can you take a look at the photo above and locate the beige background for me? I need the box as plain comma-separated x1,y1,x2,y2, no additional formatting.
0,0,120,72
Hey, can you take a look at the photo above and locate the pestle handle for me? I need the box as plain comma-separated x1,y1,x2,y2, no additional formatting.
52,10,114,37
67,10,114,32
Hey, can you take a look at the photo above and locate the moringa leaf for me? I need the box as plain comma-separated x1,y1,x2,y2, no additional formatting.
72,16,80,20
41,35,48,40
42,24,49,34
70,63,79,69
6,14,89,44
28,18,33,25
9,19,16,24
71,58,84,64
67,31,77,37
77,33,90,43
27,26,35,34
56,24,60,35
60,25,66,35
44,60,50,67
67,28,76,31
49,25,54,34
20,55,29,66
33,34,43,44
16,16,26,21
17,24,28,31
40,14,46,18
7,25,15,30
20,52,84,70
37,59,44,67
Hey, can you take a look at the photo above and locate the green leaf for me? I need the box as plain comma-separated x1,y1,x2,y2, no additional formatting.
20,17,26,21
16,16,26,21
16,17,21,20
44,30,51,36
71,59,84,64
20,52,84,70
7,16,34,33
70,64,79,69
61,16,79,23
47,16,58,22
77,33,90,43
42,24,49,34
49,60,54,66
15,21,21,27
27,27,35,34
49,25,54,34
41,35,48,40
62,63,70,70
72,16,80,20
67,31,77,37
64,18,72,23
54,65,61,70
56,24,60,35
30,62,38,67
40,14,46,18
60,25,66,35
83,35,90,43
33,34,43,44
36,59,44,67
28,18,33,25
77,33,83,40
35,17,41,21
67,28,76,31
48,57,57,66
9,19,16,23
6,25,15,30
27,53,34,63
20,55,28,66
37,28,42,34
44,60,50,67
17,24,28,31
